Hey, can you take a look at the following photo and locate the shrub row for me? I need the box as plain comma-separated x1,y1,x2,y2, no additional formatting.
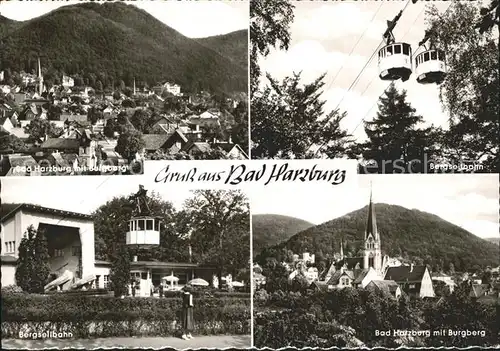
45,289,111,296
1,293,250,338
159,290,250,299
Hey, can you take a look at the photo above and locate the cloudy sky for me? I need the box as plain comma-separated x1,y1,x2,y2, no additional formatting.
0,0,248,38
251,174,499,239
259,0,452,141
2,176,206,214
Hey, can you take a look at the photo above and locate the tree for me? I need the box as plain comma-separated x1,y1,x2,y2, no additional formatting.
263,258,289,293
109,243,131,297
88,106,103,126
357,83,441,173
96,80,103,92
183,190,250,287
15,225,50,293
32,228,50,293
252,72,352,159
130,109,152,133
114,126,145,160
250,0,295,95
0,129,28,153
103,118,116,138
426,2,499,172
24,118,62,143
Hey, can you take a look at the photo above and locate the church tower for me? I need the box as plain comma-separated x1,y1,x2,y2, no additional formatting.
363,186,382,273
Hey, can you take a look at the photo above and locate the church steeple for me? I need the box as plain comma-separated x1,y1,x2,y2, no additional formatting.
37,57,44,96
365,185,379,241
363,183,382,273
340,238,344,260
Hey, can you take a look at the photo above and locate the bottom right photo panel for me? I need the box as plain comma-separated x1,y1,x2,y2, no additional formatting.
251,175,499,348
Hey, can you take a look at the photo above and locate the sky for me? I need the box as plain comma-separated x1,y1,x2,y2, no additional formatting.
259,0,453,141
251,174,499,239
2,175,203,213
0,0,249,38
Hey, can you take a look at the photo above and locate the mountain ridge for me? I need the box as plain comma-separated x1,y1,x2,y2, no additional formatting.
0,2,247,94
256,203,499,271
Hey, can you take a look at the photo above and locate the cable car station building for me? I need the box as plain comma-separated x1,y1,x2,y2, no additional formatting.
1,196,219,296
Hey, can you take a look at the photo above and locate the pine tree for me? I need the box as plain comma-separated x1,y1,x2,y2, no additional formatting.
358,83,441,173
15,235,34,292
109,243,131,297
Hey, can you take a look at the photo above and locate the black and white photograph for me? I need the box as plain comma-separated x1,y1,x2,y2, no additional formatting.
0,0,249,177
252,174,499,348
250,0,499,173
1,177,251,349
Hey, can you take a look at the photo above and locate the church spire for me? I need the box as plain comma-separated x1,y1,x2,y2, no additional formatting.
340,238,344,260
37,57,43,96
365,183,379,241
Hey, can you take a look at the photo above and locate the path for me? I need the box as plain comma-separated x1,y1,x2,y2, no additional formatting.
2,334,251,349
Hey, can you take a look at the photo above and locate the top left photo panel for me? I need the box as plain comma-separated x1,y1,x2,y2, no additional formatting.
0,0,249,176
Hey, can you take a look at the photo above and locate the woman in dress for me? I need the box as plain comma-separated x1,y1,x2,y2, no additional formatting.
181,286,194,340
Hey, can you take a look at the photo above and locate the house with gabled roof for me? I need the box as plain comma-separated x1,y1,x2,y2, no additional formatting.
141,130,189,157
211,142,248,160
384,264,435,298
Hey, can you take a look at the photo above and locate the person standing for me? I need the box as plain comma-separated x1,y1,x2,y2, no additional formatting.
181,286,194,340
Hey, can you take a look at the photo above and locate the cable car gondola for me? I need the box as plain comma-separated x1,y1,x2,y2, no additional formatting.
415,30,447,85
415,49,446,84
126,185,161,247
378,42,413,82
378,10,413,82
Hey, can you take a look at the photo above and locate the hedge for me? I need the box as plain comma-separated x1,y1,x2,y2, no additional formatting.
1,293,250,338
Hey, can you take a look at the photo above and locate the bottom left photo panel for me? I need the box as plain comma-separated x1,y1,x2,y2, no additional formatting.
1,176,251,350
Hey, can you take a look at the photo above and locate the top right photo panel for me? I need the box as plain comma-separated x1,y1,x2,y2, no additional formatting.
250,0,499,173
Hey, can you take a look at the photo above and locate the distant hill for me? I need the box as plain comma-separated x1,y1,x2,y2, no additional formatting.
0,2,247,94
196,30,248,70
257,204,499,271
253,214,314,257
484,237,500,246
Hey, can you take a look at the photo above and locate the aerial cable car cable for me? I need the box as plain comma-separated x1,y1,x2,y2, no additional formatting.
350,1,455,137
306,0,413,156
323,1,385,94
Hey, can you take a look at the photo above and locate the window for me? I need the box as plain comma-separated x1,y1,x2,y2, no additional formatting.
341,278,350,286
103,275,109,289
438,50,445,61
146,220,153,231
394,44,401,54
424,52,430,62
403,44,410,55
72,246,81,256
386,46,393,56
141,272,147,280
54,249,64,257
96,275,100,288
154,221,159,231
409,284,416,289
138,220,145,230
431,51,437,60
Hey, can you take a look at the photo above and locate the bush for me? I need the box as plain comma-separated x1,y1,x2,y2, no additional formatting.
1,293,250,338
1,285,24,294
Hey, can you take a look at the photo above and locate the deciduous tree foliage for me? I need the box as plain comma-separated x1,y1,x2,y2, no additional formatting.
425,2,499,172
252,72,351,159
114,126,145,160
23,118,62,143
250,0,295,95
183,190,250,286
